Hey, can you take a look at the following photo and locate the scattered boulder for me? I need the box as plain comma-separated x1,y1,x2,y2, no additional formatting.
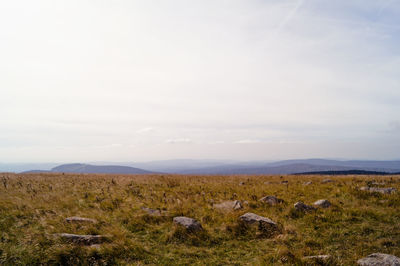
214,200,243,211
357,253,400,265
141,207,168,216
294,201,316,212
313,199,331,208
173,216,203,232
239,212,278,234
321,179,334,184
58,233,109,245
259,196,284,206
303,181,312,185
65,217,97,223
360,187,397,195
370,182,385,186
303,255,332,263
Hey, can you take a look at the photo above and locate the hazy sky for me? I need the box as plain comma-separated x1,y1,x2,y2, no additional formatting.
1,0,400,162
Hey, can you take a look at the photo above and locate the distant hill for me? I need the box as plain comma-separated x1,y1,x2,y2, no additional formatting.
20,163,154,174
174,159,400,175
178,163,360,175
14,159,400,175
294,170,399,175
51,164,154,174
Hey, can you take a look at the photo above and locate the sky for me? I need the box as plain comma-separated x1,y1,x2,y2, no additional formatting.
1,0,400,162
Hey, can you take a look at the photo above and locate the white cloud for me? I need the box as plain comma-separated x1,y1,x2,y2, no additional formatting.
234,139,262,144
136,127,154,134
166,138,192,144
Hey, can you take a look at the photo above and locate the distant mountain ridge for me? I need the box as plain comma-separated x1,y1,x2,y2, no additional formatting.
294,170,400,175
22,163,154,174
13,159,400,175
168,160,400,175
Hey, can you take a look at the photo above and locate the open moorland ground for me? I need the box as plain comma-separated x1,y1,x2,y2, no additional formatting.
0,173,399,265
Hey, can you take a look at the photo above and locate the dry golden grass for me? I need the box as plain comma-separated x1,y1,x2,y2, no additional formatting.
0,173,399,265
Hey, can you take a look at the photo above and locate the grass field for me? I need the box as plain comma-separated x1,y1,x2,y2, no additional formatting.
0,173,399,265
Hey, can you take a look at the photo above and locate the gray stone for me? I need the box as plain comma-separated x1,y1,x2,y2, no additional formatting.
58,233,109,245
141,207,168,216
294,201,316,212
303,255,332,263
214,200,243,211
321,179,334,184
370,182,385,186
303,181,312,185
357,253,400,266
313,199,331,208
360,187,397,195
173,216,203,232
239,212,278,234
65,217,97,223
259,196,284,205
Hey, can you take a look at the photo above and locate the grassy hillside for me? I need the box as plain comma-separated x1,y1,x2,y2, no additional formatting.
0,173,399,265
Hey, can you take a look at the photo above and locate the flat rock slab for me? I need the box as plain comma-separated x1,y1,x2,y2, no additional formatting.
239,213,277,226
214,200,243,211
360,187,397,195
357,253,400,266
259,196,284,205
370,182,385,186
303,181,313,185
321,179,334,184
239,212,278,234
58,233,109,245
294,201,316,212
141,207,168,216
65,217,97,223
313,199,331,208
173,216,203,232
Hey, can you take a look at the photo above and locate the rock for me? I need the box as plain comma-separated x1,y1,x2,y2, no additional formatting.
294,201,316,212
370,182,385,186
173,216,203,232
65,217,97,223
239,182,245,186
357,253,400,266
141,207,168,216
281,180,289,184
239,212,278,234
259,196,284,205
360,187,397,195
303,255,332,263
313,199,331,208
214,200,243,211
303,181,312,185
58,233,109,245
321,179,334,184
